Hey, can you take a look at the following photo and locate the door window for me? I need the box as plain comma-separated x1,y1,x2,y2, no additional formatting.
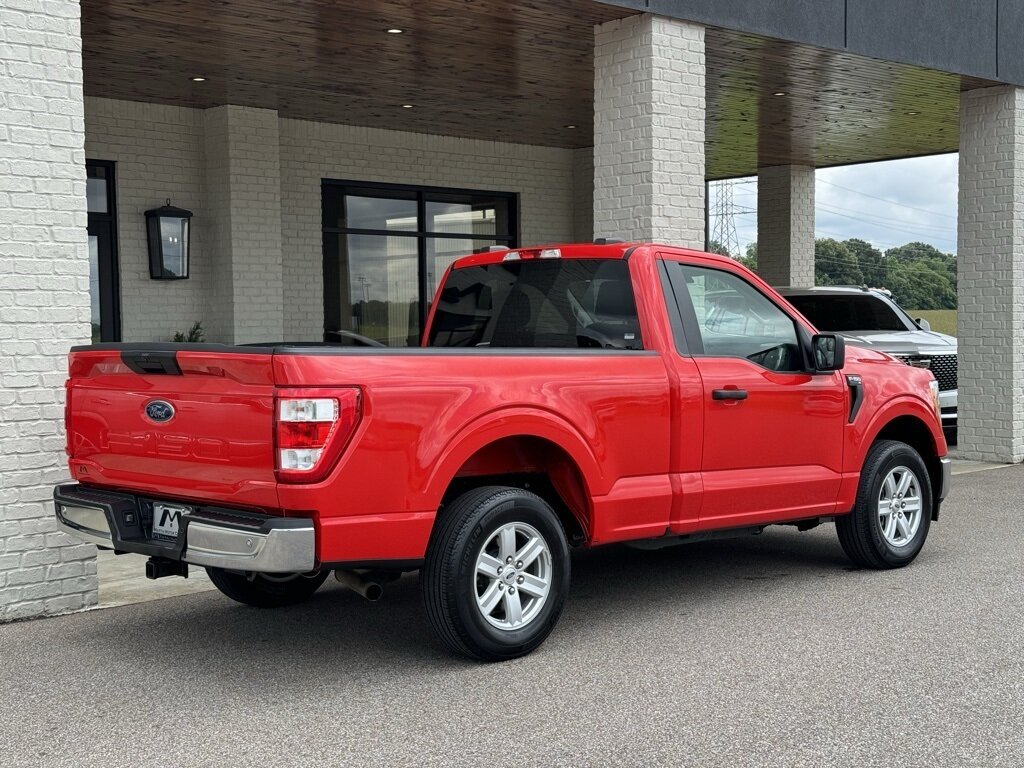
675,264,801,372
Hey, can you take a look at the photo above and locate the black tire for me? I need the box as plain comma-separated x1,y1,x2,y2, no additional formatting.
421,486,571,661
836,439,932,569
206,568,329,608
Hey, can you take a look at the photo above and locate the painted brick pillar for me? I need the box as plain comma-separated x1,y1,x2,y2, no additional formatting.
202,105,284,344
757,164,816,287
593,14,706,246
0,0,98,620
957,86,1024,463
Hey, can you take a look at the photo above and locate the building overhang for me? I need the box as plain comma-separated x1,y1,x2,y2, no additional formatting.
83,0,999,179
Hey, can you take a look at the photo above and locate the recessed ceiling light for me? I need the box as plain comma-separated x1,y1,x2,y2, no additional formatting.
386,28,403,34
401,104,414,109
772,91,786,97
564,124,577,129
191,76,206,82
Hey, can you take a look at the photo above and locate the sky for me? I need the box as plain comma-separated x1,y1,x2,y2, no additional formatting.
709,153,959,256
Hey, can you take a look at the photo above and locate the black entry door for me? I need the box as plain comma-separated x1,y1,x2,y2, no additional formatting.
86,161,121,342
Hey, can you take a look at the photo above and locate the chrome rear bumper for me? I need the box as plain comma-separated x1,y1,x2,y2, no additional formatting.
54,484,315,574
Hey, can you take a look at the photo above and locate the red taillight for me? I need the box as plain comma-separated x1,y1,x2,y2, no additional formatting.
274,388,361,483
64,380,73,457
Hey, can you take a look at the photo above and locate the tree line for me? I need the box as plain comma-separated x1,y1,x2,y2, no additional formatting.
711,238,957,310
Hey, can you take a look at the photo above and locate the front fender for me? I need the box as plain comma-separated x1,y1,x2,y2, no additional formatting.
851,394,945,471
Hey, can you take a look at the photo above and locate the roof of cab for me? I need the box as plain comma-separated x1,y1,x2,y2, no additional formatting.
450,242,731,269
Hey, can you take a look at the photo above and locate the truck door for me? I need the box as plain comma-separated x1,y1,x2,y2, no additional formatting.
661,257,846,528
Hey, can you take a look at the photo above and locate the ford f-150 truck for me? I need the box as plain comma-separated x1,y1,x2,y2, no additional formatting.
55,242,950,660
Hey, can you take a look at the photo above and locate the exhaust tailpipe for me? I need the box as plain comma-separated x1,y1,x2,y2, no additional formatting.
334,569,383,602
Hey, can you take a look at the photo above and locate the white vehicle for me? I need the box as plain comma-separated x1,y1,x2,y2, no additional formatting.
778,286,957,444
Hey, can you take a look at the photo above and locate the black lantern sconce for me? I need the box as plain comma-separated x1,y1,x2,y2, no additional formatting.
145,200,193,279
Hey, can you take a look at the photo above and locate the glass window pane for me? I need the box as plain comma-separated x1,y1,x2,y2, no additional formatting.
679,265,799,371
426,193,510,237
88,235,101,342
326,234,420,346
428,259,641,350
159,217,189,278
86,177,108,214
344,194,417,231
785,294,909,332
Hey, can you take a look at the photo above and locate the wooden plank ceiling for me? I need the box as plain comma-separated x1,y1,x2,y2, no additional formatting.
82,0,998,178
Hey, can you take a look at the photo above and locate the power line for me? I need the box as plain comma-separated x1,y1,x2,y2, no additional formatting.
816,205,955,237
817,178,955,220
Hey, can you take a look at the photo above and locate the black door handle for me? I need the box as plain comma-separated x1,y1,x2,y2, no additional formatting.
712,389,748,401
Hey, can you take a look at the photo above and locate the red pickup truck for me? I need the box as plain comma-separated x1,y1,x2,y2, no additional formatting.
55,242,950,660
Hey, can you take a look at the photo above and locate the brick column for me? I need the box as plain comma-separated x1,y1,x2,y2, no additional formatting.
593,14,705,246
203,106,284,344
957,86,1024,463
0,0,97,620
757,164,815,287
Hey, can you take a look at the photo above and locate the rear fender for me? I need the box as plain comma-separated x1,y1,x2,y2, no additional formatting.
423,407,602,514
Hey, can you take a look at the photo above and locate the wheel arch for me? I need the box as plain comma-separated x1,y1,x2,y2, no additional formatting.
424,410,601,544
863,404,944,519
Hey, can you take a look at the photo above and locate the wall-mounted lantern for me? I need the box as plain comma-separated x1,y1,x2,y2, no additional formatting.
145,200,192,279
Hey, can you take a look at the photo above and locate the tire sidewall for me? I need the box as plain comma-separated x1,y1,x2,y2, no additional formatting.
863,444,932,565
449,492,570,658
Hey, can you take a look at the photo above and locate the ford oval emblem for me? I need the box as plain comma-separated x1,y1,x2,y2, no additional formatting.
145,400,175,423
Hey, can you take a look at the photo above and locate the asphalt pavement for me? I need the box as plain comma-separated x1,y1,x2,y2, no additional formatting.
1,464,1022,767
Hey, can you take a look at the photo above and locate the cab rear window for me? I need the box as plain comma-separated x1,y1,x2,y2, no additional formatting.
427,259,642,349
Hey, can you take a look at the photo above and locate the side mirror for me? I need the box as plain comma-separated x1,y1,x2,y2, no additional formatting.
916,317,931,332
811,333,845,372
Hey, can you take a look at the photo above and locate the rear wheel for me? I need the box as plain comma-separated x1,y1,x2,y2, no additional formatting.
206,568,329,608
421,486,570,661
836,439,932,569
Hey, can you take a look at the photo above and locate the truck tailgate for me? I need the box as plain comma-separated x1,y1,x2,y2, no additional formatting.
66,346,279,509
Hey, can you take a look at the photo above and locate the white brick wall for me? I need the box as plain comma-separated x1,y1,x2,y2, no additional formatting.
757,164,816,287
573,147,594,242
957,86,1024,463
1,0,97,620
593,14,706,246
84,98,208,342
279,119,577,339
203,105,284,344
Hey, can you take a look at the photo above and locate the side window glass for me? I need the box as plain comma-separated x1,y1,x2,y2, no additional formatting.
678,265,801,372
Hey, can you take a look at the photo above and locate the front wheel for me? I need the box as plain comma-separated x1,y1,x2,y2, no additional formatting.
421,486,571,661
206,568,329,608
836,439,933,569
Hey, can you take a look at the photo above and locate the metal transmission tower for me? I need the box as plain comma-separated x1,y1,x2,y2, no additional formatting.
710,179,742,259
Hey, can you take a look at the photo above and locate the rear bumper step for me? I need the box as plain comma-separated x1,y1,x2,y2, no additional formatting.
54,484,315,574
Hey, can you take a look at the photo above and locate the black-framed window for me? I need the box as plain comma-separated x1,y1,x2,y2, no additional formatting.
86,160,121,342
322,180,518,346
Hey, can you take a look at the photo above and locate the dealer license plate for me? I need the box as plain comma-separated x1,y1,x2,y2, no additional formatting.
152,503,190,539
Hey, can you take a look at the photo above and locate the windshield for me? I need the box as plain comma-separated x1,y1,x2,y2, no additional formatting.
785,293,912,333
427,259,642,349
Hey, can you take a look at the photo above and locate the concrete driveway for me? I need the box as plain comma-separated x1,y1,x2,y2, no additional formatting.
1,465,1021,767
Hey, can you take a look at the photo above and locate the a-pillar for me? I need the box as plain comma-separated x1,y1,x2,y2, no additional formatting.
757,164,815,287
202,105,284,344
957,86,1024,462
593,14,706,246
